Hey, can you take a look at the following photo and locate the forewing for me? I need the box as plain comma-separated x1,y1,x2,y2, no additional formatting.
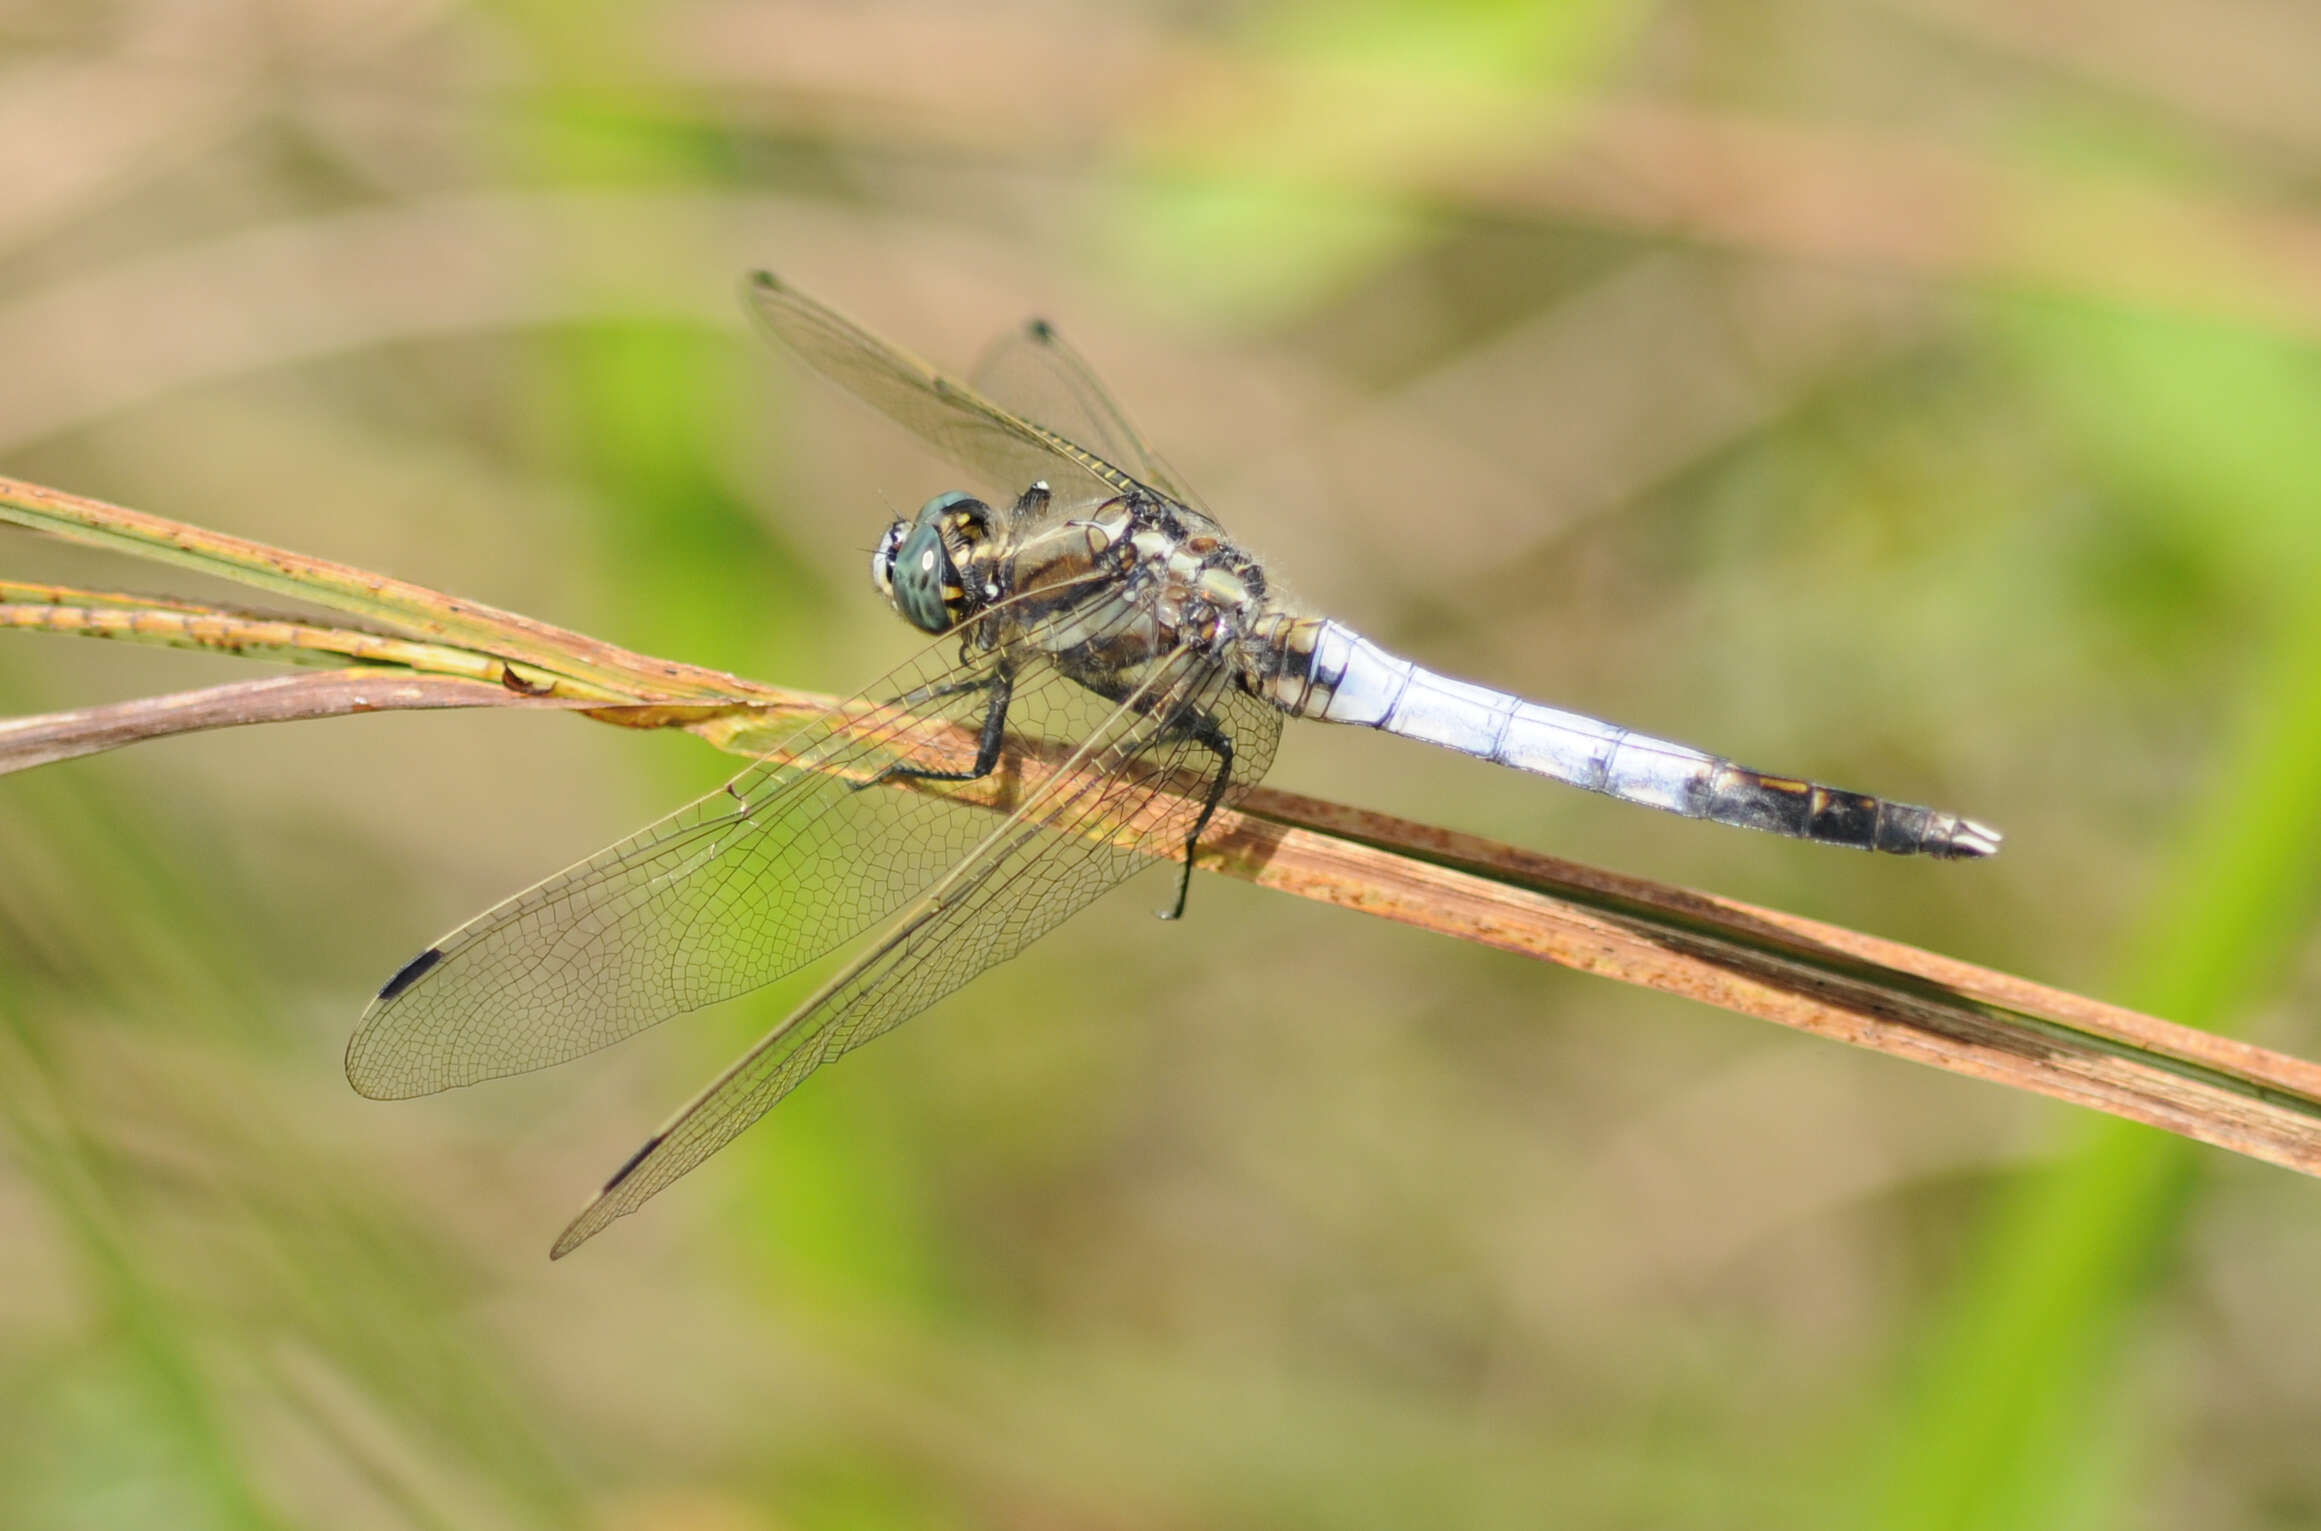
969,318,1212,516
550,669,1284,1256
744,270,1146,514
346,595,1128,1099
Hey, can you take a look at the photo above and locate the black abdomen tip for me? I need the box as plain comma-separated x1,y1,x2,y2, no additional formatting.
1933,817,2005,859
1876,805,2003,859
376,945,444,1003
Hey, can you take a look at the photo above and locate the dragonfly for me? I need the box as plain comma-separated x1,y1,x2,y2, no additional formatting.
347,270,2002,1258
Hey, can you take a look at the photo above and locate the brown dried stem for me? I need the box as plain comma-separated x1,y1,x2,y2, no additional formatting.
8,472,2321,1176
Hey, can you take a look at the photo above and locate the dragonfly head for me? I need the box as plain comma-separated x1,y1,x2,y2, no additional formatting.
875,490,989,634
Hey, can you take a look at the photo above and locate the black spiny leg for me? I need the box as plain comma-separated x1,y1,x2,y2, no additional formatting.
860,667,1014,790
1157,712,1234,922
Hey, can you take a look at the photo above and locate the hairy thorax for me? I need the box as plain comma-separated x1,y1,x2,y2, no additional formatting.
959,490,1330,716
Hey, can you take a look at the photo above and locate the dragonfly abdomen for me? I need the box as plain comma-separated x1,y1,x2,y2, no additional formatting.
1279,621,2000,858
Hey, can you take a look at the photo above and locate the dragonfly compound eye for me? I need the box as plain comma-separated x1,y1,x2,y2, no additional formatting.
886,491,985,633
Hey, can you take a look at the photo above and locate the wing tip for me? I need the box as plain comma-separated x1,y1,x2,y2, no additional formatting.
344,1030,422,1100
548,1133,663,1260
344,945,450,1097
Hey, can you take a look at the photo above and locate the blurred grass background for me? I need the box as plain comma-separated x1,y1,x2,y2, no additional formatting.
2,1,2319,1527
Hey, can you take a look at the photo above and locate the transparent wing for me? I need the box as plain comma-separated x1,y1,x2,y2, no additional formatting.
550,663,1284,1257
346,582,1136,1100
743,270,1151,514
969,318,1212,515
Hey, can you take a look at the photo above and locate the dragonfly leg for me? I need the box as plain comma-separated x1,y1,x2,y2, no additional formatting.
1157,711,1234,922
861,667,1014,790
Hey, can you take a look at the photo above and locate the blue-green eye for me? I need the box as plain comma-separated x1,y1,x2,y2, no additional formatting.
879,491,987,634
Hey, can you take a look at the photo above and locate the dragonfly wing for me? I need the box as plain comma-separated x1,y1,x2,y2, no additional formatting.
549,665,1284,1257
969,318,1213,516
744,270,1147,513
347,589,1133,1099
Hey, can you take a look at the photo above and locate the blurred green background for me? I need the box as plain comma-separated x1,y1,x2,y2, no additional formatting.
3,1,2319,1527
